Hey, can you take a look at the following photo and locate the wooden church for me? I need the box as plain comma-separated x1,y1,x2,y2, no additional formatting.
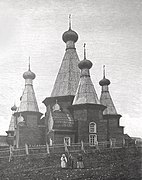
6,17,125,148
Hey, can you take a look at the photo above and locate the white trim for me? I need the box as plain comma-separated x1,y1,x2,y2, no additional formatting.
89,122,96,133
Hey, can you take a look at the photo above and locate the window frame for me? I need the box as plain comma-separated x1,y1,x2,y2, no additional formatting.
89,134,97,146
64,137,71,146
89,122,96,133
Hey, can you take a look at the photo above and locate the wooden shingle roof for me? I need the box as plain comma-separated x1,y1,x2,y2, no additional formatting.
51,30,80,97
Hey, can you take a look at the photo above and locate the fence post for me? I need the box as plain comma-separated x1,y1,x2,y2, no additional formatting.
9,145,14,162
25,144,29,155
110,139,112,148
50,138,53,146
46,142,50,154
81,140,85,153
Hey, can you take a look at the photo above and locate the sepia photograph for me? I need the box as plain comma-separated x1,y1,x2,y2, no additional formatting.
0,0,141,179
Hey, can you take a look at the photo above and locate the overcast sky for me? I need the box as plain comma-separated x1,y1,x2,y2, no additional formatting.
0,0,141,138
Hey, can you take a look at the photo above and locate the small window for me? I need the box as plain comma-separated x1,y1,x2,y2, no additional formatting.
89,122,96,133
64,137,70,146
89,134,97,146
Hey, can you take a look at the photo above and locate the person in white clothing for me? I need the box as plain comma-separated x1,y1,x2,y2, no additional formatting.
61,154,67,168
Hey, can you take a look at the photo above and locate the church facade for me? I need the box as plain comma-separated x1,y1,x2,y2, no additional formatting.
6,19,125,148
43,21,124,147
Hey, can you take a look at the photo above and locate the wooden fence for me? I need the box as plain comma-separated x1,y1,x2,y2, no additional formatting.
0,140,130,159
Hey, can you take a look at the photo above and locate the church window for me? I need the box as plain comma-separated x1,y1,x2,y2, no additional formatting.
89,134,97,146
64,137,70,146
89,122,96,133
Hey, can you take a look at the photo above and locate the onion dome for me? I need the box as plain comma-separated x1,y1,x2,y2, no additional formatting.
78,59,92,69
11,104,17,111
78,43,92,70
99,65,117,115
99,78,110,86
23,69,35,80
99,65,110,86
62,14,78,43
23,59,36,80
62,29,78,43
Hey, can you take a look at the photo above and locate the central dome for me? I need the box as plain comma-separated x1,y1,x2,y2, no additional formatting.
62,28,78,43
23,69,36,80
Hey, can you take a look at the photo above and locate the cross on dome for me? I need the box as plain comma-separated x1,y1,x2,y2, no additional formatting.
99,65,110,86
62,15,78,43
78,43,92,70
28,56,31,71
69,14,71,29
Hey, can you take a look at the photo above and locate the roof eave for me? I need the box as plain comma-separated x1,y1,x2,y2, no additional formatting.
69,103,106,111
42,95,75,106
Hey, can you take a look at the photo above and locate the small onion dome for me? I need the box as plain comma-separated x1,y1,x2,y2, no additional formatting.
62,29,78,43
11,104,17,111
52,100,61,112
78,59,93,70
99,78,110,86
23,69,36,80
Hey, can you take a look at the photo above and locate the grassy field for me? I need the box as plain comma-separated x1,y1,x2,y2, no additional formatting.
0,147,141,180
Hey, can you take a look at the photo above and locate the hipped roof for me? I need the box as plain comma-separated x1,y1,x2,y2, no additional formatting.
19,84,39,112
73,76,100,105
100,91,117,115
51,48,80,97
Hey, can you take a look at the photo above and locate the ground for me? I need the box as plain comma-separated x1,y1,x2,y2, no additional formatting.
0,146,141,180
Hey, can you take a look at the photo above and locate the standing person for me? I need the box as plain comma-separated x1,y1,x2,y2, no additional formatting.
77,153,84,169
68,154,74,169
61,154,67,168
